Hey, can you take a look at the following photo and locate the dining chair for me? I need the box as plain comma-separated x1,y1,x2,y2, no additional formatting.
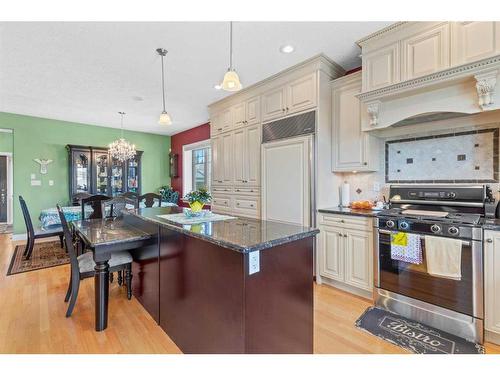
72,192,92,206
57,204,133,318
81,194,111,220
102,196,136,218
119,192,139,208
19,196,64,260
138,193,162,208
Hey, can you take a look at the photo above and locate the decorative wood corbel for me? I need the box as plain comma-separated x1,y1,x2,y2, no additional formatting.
475,70,497,110
366,100,381,127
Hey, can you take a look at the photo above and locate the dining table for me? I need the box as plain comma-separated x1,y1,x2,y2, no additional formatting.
71,217,155,331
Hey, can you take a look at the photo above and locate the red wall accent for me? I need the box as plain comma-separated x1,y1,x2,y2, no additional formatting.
170,122,211,206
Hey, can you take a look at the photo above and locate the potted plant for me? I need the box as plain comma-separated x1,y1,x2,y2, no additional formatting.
184,187,211,213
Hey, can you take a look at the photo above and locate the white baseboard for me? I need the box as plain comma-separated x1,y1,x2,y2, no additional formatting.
11,233,27,241
319,276,374,301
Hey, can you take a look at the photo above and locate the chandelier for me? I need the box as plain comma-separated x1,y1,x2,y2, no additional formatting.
109,112,136,162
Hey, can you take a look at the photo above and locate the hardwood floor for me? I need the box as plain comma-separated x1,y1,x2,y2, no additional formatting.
1,233,499,354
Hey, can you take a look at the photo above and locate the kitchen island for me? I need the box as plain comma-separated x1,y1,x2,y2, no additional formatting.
123,207,319,354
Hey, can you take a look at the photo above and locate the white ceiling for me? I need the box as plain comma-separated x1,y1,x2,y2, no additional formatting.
0,22,392,136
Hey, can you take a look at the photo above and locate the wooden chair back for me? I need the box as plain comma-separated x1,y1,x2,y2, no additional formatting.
72,192,92,206
102,196,135,218
56,204,80,274
81,194,111,220
119,192,139,208
138,193,162,208
19,196,35,238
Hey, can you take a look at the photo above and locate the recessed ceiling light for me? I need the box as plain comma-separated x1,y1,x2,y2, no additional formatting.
280,45,295,54
214,84,222,90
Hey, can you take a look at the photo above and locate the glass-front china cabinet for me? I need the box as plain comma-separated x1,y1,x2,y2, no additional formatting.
67,145,142,202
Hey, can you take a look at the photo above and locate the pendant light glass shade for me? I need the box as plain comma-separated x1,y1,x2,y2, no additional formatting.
159,110,172,125
221,69,242,92
221,22,242,92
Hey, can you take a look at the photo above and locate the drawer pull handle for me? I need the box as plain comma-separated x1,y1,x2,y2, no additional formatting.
340,219,345,223
250,204,254,207
343,234,347,238
487,238,493,243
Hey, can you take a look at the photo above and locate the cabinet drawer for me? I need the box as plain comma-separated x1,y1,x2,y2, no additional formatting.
319,213,372,231
233,187,260,195
212,195,232,209
234,197,258,210
212,186,233,194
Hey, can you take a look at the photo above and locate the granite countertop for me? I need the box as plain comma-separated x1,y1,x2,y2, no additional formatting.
318,206,380,217
72,218,154,247
481,218,500,231
127,207,319,253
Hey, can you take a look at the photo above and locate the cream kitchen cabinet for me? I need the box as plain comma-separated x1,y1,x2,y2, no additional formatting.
233,123,261,186
211,132,233,185
318,213,373,297
484,230,500,345
451,22,500,65
210,107,232,136
232,96,261,129
331,72,379,172
262,73,317,122
401,23,450,80
362,42,400,92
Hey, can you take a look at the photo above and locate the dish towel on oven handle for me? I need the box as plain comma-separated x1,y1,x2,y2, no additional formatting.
390,232,423,265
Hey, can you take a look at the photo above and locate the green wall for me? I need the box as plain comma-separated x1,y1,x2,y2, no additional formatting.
0,112,171,234
0,130,13,153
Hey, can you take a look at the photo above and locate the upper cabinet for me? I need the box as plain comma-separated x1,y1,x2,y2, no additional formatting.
262,73,317,122
362,42,400,92
245,96,261,126
210,108,232,136
451,22,500,65
358,22,500,93
331,72,379,172
401,23,450,80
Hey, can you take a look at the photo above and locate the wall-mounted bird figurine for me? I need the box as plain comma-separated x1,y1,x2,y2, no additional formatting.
34,159,53,174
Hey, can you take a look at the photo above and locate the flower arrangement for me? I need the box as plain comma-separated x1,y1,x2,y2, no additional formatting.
184,187,211,212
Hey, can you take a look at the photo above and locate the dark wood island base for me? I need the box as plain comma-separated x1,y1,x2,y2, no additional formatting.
125,207,318,354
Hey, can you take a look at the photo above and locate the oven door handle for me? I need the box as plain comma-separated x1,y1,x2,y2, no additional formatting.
377,229,472,246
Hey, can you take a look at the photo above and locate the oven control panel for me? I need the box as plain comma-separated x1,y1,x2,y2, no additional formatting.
407,191,457,199
377,217,475,239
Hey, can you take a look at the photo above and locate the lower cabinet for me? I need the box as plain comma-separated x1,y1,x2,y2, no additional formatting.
318,213,373,297
211,190,261,219
484,230,500,345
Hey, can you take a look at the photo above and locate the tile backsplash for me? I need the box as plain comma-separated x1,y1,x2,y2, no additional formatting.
386,129,499,183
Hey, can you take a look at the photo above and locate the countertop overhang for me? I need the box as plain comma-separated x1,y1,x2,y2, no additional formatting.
126,207,319,253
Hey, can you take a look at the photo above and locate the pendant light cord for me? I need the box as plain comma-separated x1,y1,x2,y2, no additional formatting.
229,21,233,70
161,53,166,112
119,111,125,138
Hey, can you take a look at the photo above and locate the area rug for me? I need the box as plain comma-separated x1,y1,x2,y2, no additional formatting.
7,240,69,276
355,306,484,354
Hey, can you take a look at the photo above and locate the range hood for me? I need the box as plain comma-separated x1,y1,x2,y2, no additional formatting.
357,55,500,131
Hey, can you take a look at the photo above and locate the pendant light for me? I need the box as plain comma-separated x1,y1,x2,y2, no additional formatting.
109,112,137,162
221,21,242,92
156,48,172,125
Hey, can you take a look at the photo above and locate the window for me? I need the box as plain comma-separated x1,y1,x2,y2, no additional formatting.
192,147,211,191
182,139,211,197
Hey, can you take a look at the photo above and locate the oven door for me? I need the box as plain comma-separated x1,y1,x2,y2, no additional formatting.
376,229,483,318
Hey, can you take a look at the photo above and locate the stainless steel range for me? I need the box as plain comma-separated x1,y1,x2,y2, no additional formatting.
374,184,496,343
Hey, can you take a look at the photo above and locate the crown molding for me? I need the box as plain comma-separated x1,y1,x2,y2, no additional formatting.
355,22,408,47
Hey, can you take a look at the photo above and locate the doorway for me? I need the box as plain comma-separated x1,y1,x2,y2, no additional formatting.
0,129,13,233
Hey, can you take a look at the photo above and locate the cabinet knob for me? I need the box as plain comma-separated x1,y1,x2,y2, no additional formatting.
363,162,368,166
338,233,342,237
343,234,348,238
286,107,289,112
282,108,285,112
250,204,254,207
217,128,222,131
340,219,345,223
487,238,493,243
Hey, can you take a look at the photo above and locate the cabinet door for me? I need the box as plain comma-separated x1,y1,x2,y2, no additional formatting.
110,158,125,196
362,42,400,91
232,102,246,129
221,132,233,184
232,128,246,184
71,148,91,195
246,96,261,125
262,86,286,122
245,124,261,186
93,151,110,195
485,230,500,336
344,228,373,291
451,22,500,65
332,76,370,171
126,152,141,194
220,108,232,132
211,136,224,184
286,73,317,115
318,225,344,282
402,23,450,80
